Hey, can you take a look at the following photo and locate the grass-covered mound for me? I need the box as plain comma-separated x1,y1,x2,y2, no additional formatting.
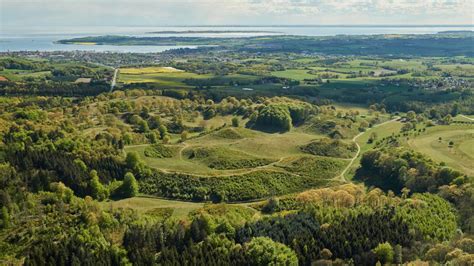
184,146,273,170
302,112,375,139
303,117,356,139
300,138,358,158
144,144,175,158
139,168,334,202
211,127,253,139
279,156,346,177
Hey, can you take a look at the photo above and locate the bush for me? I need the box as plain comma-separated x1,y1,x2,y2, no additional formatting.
232,117,240,127
372,242,394,264
121,172,139,198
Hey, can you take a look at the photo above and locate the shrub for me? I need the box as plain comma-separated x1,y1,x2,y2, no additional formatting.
372,242,394,264
121,172,139,198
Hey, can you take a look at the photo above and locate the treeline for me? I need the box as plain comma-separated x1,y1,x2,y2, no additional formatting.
0,57,48,71
0,80,110,96
356,148,465,194
139,168,332,202
356,147,473,234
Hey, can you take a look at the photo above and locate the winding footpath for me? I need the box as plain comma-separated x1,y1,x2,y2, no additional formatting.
127,118,399,181
337,117,400,182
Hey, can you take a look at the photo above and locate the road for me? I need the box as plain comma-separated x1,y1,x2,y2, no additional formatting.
110,68,118,92
337,117,400,182
459,115,474,121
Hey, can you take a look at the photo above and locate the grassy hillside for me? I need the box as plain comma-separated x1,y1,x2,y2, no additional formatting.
406,124,474,176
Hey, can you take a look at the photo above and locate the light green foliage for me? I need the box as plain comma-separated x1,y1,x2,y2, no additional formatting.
50,182,74,203
396,193,458,241
158,125,168,139
244,237,298,266
126,151,143,171
373,242,394,264
89,170,109,201
122,172,139,198
0,207,10,229
191,204,257,228
138,120,150,133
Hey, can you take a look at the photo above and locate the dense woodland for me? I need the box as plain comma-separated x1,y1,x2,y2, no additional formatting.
1,34,473,266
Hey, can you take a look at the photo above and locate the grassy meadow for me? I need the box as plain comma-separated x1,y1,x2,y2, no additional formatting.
119,66,212,87
101,195,204,218
407,124,474,176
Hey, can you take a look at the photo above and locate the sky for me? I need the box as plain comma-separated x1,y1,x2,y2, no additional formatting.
1,0,473,28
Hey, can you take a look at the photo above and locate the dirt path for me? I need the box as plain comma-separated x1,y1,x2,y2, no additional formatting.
126,117,402,204
336,117,400,182
178,142,189,160
128,118,399,180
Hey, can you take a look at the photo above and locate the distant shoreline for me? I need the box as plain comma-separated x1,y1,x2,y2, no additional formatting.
146,30,282,34
152,24,474,28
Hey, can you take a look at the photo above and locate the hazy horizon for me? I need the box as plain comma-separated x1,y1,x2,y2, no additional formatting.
2,0,473,29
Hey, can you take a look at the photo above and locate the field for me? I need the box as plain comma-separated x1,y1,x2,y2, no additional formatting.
120,66,184,74
119,66,212,87
271,69,319,80
271,58,435,83
125,126,337,176
0,69,51,81
407,124,474,176
100,195,204,218
346,118,404,178
100,195,263,220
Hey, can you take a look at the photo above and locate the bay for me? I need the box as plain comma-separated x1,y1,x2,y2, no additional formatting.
1,25,472,53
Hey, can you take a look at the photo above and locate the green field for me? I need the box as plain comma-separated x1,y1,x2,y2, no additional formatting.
119,70,211,87
101,195,204,218
125,126,332,176
0,69,51,81
271,69,318,80
346,118,404,178
118,66,212,87
407,124,474,176
118,66,260,89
